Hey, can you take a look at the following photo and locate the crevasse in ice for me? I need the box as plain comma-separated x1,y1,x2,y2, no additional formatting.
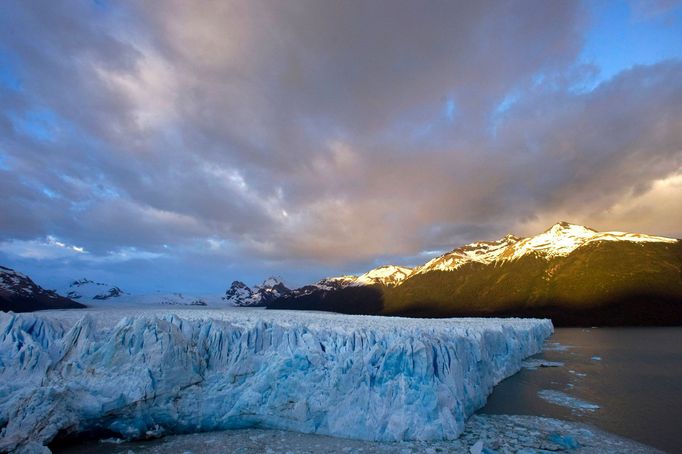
0,309,552,452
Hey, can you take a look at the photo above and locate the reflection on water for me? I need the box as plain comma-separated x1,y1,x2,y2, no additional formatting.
480,327,682,453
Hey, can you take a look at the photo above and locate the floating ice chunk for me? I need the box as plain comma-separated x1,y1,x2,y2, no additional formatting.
537,390,600,412
522,359,564,370
543,342,571,352
469,440,484,454
591,356,602,361
548,433,580,449
568,370,587,377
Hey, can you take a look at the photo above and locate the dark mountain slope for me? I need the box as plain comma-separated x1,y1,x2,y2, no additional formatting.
1,266,85,312
381,241,682,325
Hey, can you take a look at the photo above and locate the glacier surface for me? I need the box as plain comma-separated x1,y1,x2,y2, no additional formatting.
0,309,552,452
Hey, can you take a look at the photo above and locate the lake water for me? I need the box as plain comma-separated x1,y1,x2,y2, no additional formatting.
480,327,682,453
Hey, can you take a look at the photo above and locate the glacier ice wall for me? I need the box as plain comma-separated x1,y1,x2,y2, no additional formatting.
0,309,552,452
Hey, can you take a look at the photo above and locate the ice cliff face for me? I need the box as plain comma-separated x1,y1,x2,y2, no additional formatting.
0,309,552,452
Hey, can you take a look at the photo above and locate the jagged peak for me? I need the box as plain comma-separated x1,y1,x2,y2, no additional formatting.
70,278,95,287
320,275,358,283
364,264,412,274
225,276,290,306
61,278,128,301
228,280,249,288
548,220,577,229
543,221,597,235
0,266,28,279
69,278,115,289
259,276,285,288
355,265,413,286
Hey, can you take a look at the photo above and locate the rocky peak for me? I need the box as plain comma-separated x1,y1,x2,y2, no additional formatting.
224,278,291,306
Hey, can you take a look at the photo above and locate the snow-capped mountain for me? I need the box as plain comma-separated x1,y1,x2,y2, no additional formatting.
1,266,85,312
317,222,677,286
271,222,682,325
224,281,253,305
61,278,225,308
503,221,676,261
356,265,414,286
59,278,224,308
315,275,359,290
224,277,291,306
148,292,209,306
108,292,225,307
63,278,128,302
416,234,520,275
310,266,413,290
416,221,677,275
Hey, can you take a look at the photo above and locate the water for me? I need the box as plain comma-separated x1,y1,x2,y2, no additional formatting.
480,327,682,453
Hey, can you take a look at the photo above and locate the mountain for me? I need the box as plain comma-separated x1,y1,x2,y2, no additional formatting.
147,292,209,306
414,234,520,274
63,278,226,307
224,277,291,306
62,278,128,302
297,266,413,292
0,266,85,312
355,265,414,286
267,266,414,315
269,222,682,326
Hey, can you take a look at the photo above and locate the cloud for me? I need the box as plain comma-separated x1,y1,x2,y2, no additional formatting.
519,171,682,238
0,1,681,290
0,235,167,264
0,236,86,260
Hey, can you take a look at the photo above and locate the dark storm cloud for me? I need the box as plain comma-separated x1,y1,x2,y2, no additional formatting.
1,0,681,289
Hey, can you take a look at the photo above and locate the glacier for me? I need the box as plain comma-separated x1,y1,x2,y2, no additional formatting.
0,309,552,453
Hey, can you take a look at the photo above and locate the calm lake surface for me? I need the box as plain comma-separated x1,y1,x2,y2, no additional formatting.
480,327,682,453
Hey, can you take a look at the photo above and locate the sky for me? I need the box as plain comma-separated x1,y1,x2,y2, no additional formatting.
1,0,682,293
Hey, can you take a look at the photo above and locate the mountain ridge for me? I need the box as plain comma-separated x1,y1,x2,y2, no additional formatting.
317,222,677,285
269,222,682,326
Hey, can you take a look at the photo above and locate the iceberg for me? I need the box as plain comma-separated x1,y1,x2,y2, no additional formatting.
0,309,552,452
